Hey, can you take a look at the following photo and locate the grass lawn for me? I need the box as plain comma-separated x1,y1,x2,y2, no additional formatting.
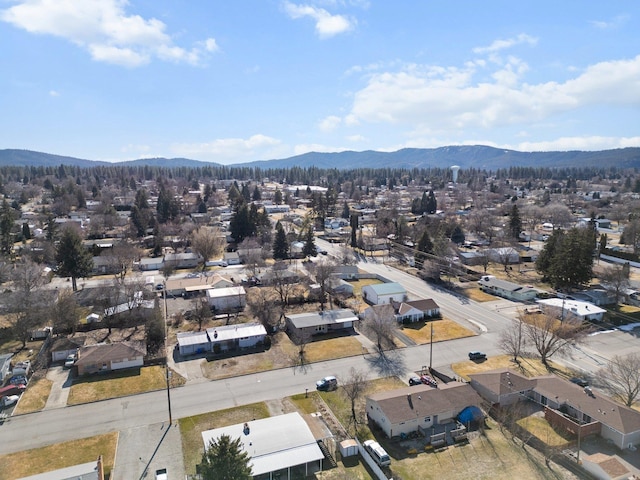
349,278,383,297
0,432,118,480
391,418,572,480
67,365,186,405
452,355,570,382
14,373,52,414
320,376,406,440
517,416,572,448
461,287,499,302
178,402,270,476
400,319,476,344
201,332,365,380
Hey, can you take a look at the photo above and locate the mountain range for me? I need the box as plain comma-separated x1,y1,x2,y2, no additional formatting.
1,146,640,171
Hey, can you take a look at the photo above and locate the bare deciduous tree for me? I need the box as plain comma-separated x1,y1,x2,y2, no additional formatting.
307,258,337,311
107,240,141,284
595,353,640,407
524,312,588,367
341,367,369,433
499,316,526,363
190,297,213,331
361,305,397,352
238,237,266,276
247,288,279,332
598,264,630,304
290,328,313,366
191,227,226,270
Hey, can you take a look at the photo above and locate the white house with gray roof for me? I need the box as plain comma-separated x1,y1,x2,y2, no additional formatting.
285,309,359,337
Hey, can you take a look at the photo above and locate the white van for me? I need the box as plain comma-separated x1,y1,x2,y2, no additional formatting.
363,439,391,467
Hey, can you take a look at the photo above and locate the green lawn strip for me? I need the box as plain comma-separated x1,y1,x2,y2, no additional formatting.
0,432,118,480
178,402,270,476
67,365,185,405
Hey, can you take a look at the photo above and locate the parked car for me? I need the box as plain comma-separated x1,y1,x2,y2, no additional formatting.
155,468,168,480
155,283,164,291
0,384,26,397
316,376,338,391
9,375,27,386
570,377,589,387
64,354,77,369
468,351,487,361
408,376,422,386
0,395,19,408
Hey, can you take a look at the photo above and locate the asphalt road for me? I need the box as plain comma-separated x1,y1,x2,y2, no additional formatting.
7,239,637,469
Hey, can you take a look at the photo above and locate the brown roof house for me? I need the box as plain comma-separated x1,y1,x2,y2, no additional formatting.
50,335,87,363
366,382,483,439
470,369,640,450
392,298,440,323
74,342,145,376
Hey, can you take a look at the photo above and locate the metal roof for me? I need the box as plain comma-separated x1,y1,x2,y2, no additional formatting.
206,286,246,298
206,323,266,341
286,309,358,328
201,412,324,476
364,282,406,295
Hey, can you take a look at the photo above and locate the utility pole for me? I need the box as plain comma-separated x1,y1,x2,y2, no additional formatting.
429,322,434,369
163,281,172,426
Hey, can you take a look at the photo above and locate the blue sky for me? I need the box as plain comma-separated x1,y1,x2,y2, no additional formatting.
1,1,639,165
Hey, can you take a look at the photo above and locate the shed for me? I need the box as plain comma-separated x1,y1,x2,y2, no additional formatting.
206,286,246,312
339,439,358,458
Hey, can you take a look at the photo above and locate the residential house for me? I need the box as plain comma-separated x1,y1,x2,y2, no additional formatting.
138,257,164,271
285,309,359,337
366,382,483,439
392,298,440,323
329,278,354,297
581,452,640,480
201,412,326,480
164,252,202,269
572,288,616,306
207,323,267,353
74,342,145,376
206,286,246,312
165,273,234,297
50,336,87,363
177,322,267,356
486,247,520,264
17,456,104,480
258,268,300,286
477,275,539,302
536,298,606,322
223,251,241,265
469,369,640,450
361,282,407,305
332,265,359,280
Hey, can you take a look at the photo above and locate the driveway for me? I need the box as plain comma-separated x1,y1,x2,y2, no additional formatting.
44,365,73,410
111,421,185,480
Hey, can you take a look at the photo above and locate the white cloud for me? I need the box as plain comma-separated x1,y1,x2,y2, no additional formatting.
49,90,60,97
590,15,629,30
514,136,640,152
283,2,353,38
171,134,287,163
346,134,365,142
0,0,218,67
293,143,348,155
319,115,341,132
472,33,538,54
342,54,640,135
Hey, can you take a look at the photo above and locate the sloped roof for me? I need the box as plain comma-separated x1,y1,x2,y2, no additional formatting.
396,298,439,315
368,382,482,424
365,282,406,296
201,412,323,477
286,309,358,328
50,335,87,352
470,369,640,435
207,322,267,341
75,342,145,366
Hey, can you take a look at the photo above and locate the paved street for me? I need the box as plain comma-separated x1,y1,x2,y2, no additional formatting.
11,243,640,478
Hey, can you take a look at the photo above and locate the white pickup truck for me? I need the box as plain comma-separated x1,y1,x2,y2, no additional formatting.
155,468,167,480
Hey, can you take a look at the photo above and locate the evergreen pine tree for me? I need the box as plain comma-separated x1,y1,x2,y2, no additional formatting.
273,222,289,260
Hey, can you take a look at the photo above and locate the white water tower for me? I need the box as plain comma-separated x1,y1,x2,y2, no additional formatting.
451,165,460,183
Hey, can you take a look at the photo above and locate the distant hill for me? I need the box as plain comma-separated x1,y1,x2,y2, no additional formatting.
1,146,640,170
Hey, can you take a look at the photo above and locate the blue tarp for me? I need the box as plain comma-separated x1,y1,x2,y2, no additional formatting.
457,405,483,424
